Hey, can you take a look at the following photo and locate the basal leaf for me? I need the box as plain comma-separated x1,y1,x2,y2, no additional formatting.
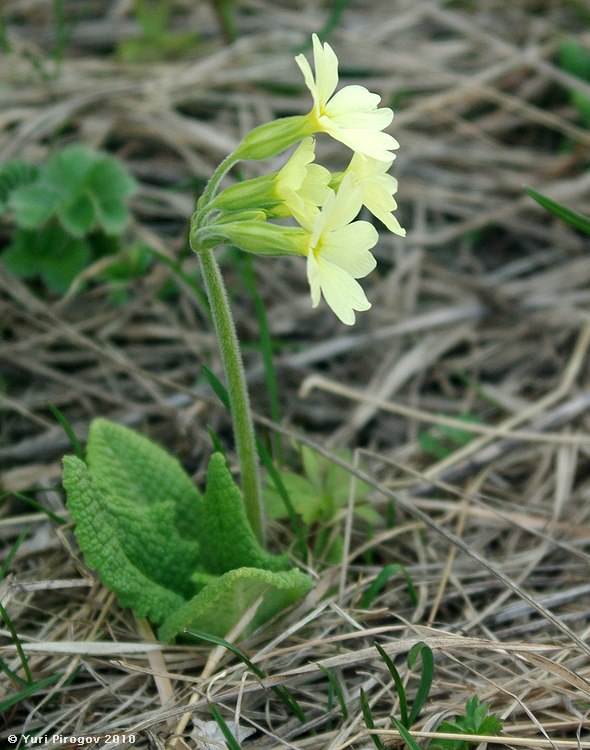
158,566,312,642
201,453,290,574
63,456,185,623
87,418,203,536
63,419,313,640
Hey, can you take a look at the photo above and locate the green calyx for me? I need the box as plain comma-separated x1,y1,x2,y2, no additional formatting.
207,219,307,257
233,115,312,161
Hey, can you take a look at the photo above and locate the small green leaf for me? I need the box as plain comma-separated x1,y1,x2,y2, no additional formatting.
2,226,91,294
360,564,417,609
407,641,434,725
375,643,408,728
0,159,39,209
59,190,96,237
391,716,421,750
360,688,385,750
8,183,60,228
44,144,98,195
209,705,242,750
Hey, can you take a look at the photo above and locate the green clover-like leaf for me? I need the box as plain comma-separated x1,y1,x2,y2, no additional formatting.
2,226,92,294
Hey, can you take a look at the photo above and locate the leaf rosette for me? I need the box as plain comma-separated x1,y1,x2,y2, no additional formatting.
63,419,312,641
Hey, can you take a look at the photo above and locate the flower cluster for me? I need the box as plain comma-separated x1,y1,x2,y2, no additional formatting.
193,34,405,325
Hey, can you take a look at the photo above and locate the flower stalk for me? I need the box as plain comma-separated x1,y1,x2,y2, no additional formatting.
190,33,404,544
192,156,265,545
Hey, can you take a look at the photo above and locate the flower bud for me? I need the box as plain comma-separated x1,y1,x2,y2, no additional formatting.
233,116,312,161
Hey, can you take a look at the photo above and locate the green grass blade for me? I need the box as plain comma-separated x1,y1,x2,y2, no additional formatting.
237,253,282,460
360,564,417,609
186,628,265,677
0,672,62,713
2,491,66,525
375,643,408,728
186,629,306,723
407,641,434,725
390,716,422,750
525,187,590,234
257,441,307,559
209,704,242,750
48,402,84,459
0,600,33,684
317,663,348,720
202,364,231,410
360,688,386,750
0,524,31,581
148,245,209,307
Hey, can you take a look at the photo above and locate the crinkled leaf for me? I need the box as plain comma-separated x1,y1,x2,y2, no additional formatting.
62,456,185,623
200,453,290,574
66,420,203,606
63,419,313,640
158,566,312,642
87,419,203,541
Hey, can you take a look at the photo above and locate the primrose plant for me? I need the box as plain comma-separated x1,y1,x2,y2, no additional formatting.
62,34,404,642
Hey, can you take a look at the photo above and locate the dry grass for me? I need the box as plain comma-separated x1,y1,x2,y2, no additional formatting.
1,0,590,747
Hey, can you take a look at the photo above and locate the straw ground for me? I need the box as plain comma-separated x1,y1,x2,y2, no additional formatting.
1,1,590,747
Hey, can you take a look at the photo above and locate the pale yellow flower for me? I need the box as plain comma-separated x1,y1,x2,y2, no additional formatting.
297,173,379,325
273,137,330,223
343,152,405,236
295,34,398,162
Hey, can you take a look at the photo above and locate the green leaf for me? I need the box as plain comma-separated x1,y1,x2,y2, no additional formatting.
525,187,590,235
59,190,96,237
2,226,92,294
360,564,417,609
407,642,434,725
158,566,312,642
0,159,39,210
65,420,203,607
391,717,421,750
63,455,186,622
8,183,60,228
87,418,203,538
199,453,290,574
63,419,312,640
360,688,385,750
44,144,98,196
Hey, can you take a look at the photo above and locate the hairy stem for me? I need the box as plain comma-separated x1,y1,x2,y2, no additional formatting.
196,242,265,544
